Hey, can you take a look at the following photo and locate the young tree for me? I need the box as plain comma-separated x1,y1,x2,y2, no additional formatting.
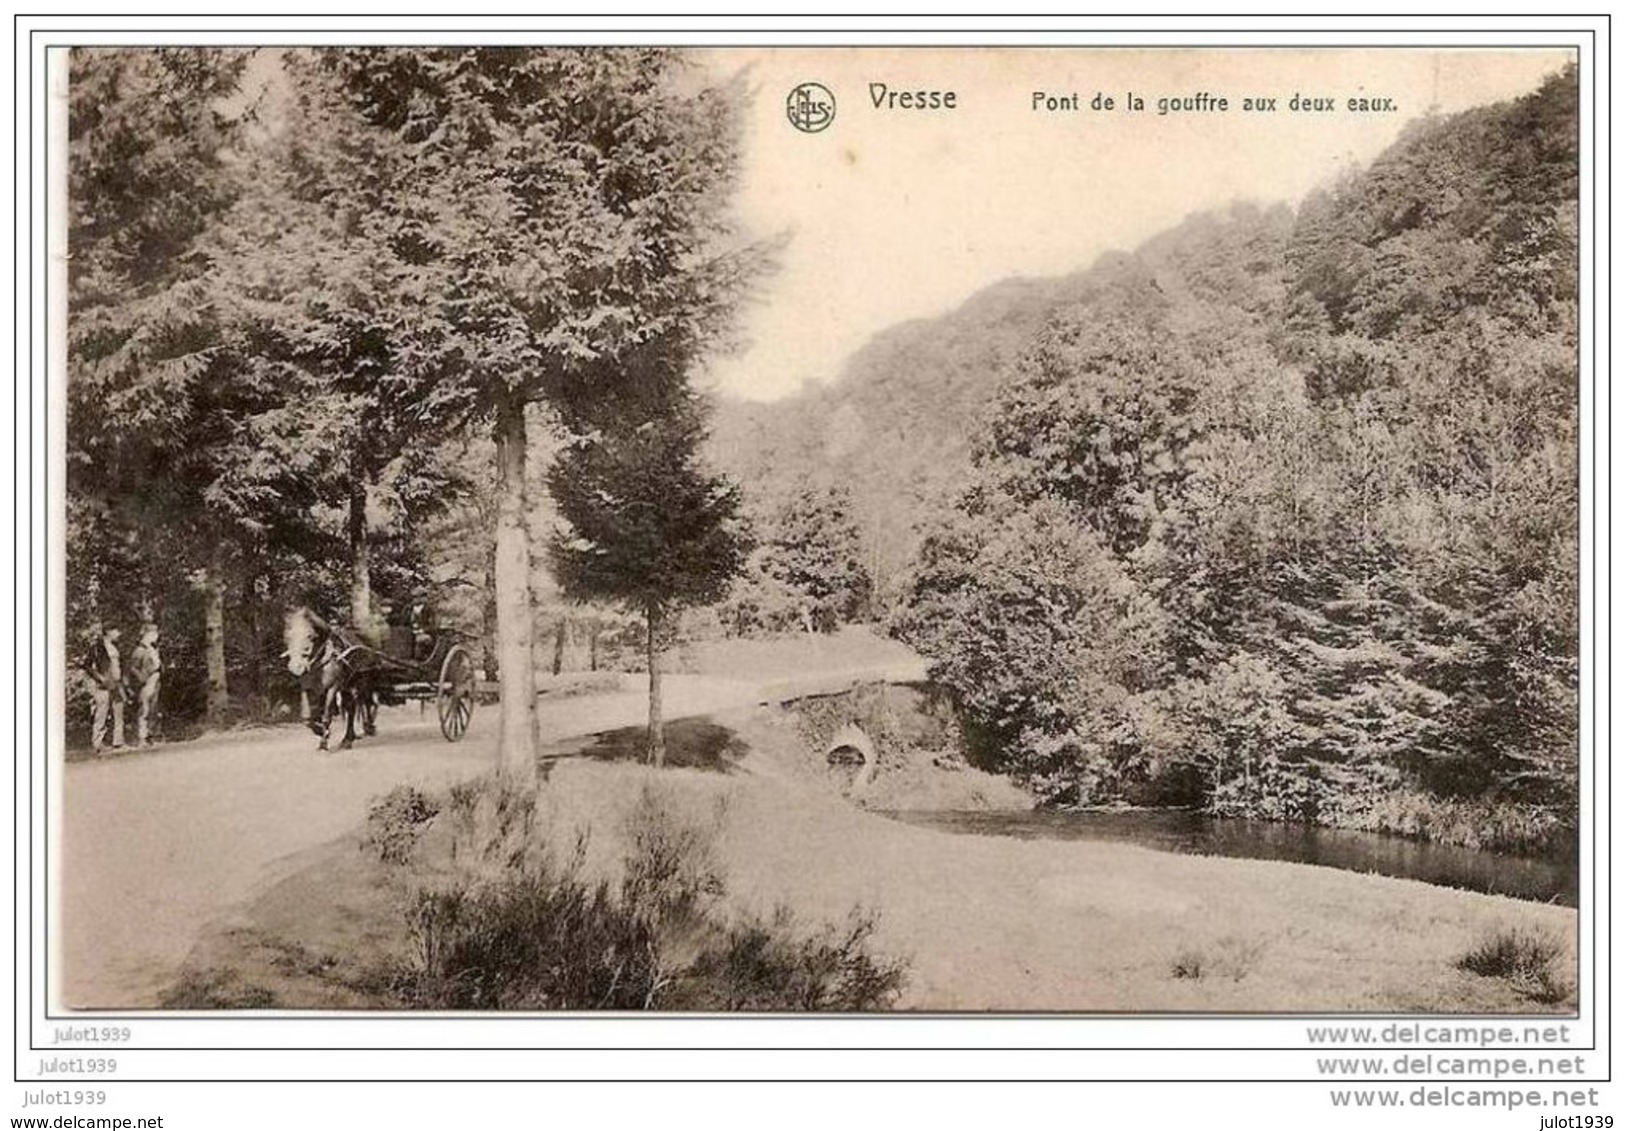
549,358,749,766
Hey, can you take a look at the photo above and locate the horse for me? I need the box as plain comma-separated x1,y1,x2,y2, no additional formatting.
283,607,378,751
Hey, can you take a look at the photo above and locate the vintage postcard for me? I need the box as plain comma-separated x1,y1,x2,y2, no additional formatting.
48,41,1582,1028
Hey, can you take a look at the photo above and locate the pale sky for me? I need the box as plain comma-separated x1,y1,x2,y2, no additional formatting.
697,47,1573,402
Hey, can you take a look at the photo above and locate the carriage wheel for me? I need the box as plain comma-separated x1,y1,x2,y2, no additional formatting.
437,644,475,742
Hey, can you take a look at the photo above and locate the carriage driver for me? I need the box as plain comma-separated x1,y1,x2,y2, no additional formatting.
414,592,441,661
126,624,163,748
383,601,416,662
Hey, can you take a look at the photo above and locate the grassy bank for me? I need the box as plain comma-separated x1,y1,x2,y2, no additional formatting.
167,711,1576,1013
1335,790,1575,858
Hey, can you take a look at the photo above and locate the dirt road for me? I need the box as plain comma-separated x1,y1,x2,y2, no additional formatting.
56,661,932,1010
60,708,490,1008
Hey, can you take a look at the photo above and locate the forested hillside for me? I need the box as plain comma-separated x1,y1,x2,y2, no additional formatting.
723,66,1578,849
710,273,1102,603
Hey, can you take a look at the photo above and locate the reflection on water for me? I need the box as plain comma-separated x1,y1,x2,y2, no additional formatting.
880,808,1576,906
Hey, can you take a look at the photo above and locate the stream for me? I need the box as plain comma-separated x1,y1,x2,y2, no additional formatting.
879,808,1576,905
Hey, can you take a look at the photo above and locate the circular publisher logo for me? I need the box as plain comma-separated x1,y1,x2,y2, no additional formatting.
786,82,836,133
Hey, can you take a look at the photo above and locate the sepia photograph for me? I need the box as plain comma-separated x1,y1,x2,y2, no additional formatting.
53,41,1581,1022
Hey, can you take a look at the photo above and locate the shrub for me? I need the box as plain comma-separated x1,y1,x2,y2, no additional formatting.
362,786,441,865
677,907,907,1011
620,784,726,935
440,774,548,876
1168,937,1263,983
1457,927,1572,1004
391,776,908,1011
406,861,660,1010
398,775,645,1009
893,494,1165,802
1169,950,1205,980
1207,755,1324,823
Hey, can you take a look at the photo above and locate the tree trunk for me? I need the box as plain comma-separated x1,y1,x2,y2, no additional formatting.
348,457,372,639
588,620,600,672
552,617,567,676
646,604,665,767
202,548,229,728
244,572,265,716
482,541,500,681
493,395,538,783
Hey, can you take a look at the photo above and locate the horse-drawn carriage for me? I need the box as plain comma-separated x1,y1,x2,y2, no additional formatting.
284,607,479,750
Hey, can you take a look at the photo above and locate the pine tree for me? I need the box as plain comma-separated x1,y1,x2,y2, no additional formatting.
548,348,749,765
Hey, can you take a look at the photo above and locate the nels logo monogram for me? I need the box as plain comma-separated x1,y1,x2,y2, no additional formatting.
786,82,836,133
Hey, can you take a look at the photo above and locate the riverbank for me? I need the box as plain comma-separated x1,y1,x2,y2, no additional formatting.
881,807,1575,906
168,708,1576,1013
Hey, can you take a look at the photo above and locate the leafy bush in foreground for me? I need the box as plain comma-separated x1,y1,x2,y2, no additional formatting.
406,861,659,1010
389,777,907,1011
675,907,907,1011
361,786,441,865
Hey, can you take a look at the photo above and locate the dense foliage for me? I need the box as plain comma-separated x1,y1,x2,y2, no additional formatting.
548,353,749,626
723,483,875,635
67,48,279,729
895,69,1578,847
65,48,759,765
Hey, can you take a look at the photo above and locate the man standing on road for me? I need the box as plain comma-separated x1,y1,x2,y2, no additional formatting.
84,626,125,755
127,624,162,748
